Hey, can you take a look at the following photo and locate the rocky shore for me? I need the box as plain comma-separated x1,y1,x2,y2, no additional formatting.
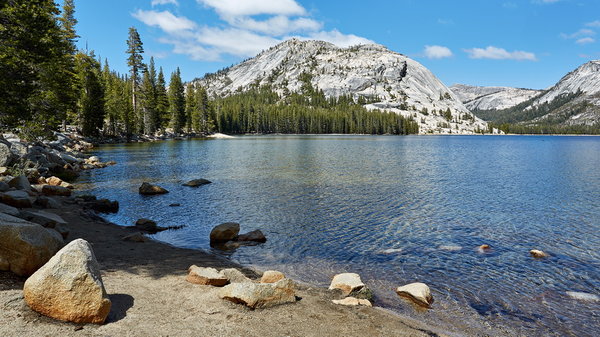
0,133,445,336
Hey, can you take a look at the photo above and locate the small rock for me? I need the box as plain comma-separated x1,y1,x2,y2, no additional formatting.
23,239,111,324
46,176,64,186
60,181,74,189
219,278,296,309
35,196,62,209
134,218,166,233
396,282,434,307
210,222,240,243
83,198,119,213
0,167,8,176
139,182,169,195
260,270,285,283
478,244,491,253
566,291,599,302
332,297,372,307
220,268,253,283
380,248,403,254
53,224,69,239
168,203,181,207
0,190,34,208
237,229,267,243
186,265,229,286
0,181,9,192
182,178,212,187
530,249,549,258
41,185,72,197
329,273,365,296
87,156,100,163
123,232,148,243
8,175,32,191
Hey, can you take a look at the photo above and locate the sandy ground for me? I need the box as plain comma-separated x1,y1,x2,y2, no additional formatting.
0,199,449,337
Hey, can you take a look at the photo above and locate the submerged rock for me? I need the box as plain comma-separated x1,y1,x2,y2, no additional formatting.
566,291,599,302
135,218,166,234
329,273,365,296
396,282,434,307
139,182,169,195
182,178,212,187
83,198,119,213
260,270,285,284
210,222,240,243
530,249,549,258
477,244,491,253
23,239,111,324
219,278,296,309
186,265,229,286
438,245,462,251
237,229,267,243
332,297,372,307
0,213,63,276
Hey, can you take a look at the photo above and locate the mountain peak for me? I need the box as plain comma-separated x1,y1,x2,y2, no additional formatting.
196,39,488,134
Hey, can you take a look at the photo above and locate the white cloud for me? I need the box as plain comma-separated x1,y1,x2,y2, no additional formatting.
197,0,306,18
586,20,600,28
424,45,453,59
229,16,323,36
532,0,561,4
576,37,595,45
151,0,178,6
560,28,595,40
134,1,372,62
132,10,196,34
464,46,537,61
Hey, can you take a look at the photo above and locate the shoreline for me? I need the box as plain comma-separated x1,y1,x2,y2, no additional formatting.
0,193,449,337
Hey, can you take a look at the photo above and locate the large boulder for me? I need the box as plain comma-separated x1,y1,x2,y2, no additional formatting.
396,282,434,307
0,203,19,216
139,182,169,195
1,190,34,208
0,213,63,276
186,265,229,286
182,178,212,187
0,142,14,167
209,222,240,243
41,185,72,197
23,239,111,324
329,273,365,296
219,278,296,309
19,210,67,228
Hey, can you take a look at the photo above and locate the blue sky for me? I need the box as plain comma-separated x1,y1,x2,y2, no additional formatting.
64,0,600,89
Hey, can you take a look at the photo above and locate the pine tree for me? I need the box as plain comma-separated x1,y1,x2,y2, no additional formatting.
185,83,196,133
57,0,79,130
141,57,157,135
126,27,144,135
75,51,105,137
195,86,212,134
168,68,185,133
155,67,169,131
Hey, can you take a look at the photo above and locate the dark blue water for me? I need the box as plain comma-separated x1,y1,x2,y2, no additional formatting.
79,135,600,336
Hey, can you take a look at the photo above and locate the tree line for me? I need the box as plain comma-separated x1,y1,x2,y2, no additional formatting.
1,1,418,140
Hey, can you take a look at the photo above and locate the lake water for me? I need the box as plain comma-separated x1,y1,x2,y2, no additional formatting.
79,135,600,336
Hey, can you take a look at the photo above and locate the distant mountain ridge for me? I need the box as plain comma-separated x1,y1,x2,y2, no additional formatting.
451,60,600,130
194,39,489,134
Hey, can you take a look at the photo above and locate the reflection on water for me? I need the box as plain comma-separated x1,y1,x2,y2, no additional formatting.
78,135,600,337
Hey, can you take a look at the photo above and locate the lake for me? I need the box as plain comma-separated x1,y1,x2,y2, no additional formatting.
79,135,600,336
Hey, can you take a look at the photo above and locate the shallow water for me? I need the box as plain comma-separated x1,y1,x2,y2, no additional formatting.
79,135,600,336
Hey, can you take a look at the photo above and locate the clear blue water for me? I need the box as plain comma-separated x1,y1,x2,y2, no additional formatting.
79,135,600,336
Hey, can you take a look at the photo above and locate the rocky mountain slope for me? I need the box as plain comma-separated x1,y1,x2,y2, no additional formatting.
452,61,600,128
195,39,489,134
450,84,541,111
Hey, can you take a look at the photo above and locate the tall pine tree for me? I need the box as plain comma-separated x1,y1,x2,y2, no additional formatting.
155,67,169,131
126,27,144,135
168,68,185,133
